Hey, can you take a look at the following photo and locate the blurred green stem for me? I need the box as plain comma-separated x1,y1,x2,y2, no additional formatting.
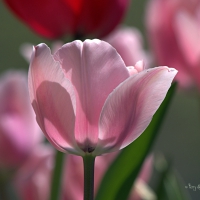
0,182,9,200
50,150,65,200
83,155,95,200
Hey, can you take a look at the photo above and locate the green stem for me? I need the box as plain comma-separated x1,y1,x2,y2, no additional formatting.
83,155,95,200
0,182,9,200
50,150,65,200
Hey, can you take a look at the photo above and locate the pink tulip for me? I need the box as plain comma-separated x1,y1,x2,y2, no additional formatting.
13,144,54,200
0,71,42,171
146,0,200,89
28,39,177,156
104,27,152,68
3,0,130,39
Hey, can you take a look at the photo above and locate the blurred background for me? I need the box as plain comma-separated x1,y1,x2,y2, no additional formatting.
0,0,200,199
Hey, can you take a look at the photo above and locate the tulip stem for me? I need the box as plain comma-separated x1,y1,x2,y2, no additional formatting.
0,182,9,200
83,154,95,200
50,150,65,200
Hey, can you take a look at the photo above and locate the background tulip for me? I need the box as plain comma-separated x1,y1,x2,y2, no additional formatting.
28,39,177,157
0,71,42,172
13,144,54,200
104,26,151,68
146,0,200,90
3,0,130,39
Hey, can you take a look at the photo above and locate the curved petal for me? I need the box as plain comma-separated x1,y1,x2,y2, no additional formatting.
54,39,130,151
28,43,83,155
95,67,177,155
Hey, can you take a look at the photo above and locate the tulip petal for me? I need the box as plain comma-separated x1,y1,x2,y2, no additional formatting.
95,67,177,155
54,39,130,151
29,43,83,155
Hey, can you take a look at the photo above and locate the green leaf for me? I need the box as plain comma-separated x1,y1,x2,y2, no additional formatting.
95,83,177,200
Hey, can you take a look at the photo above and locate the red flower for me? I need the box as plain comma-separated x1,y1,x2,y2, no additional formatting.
3,0,130,39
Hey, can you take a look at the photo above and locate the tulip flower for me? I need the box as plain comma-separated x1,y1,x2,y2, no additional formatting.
146,0,200,89
28,39,177,156
104,27,151,68
0,71,42,172
3,0,130,39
